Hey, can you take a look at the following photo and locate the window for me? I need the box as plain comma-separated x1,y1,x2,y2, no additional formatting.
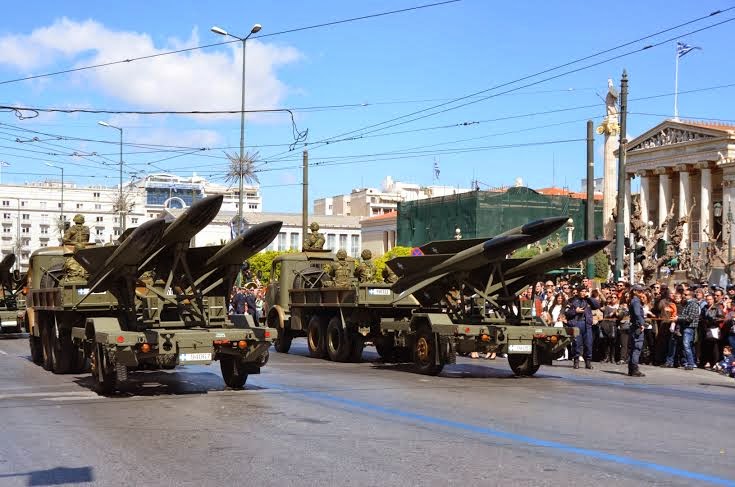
96,217,103,222
76,203,83,209
248,203,258,209
2,213,10,219
20,200,27,207
21,238,30,245
350,235,360,257
58,202,62,208
2,227,10,234
131,218,138,224
21,227,29,233
339,234,347,251
40,226,48,234
93,192,100,198
277,232,286,251
290,233,300,250
114,229,120,236
22,213,30,220
1,201,8,206
94,204,102,210
40,201,46,209
96,228,104,236
326,234,336,250
39,242,47,247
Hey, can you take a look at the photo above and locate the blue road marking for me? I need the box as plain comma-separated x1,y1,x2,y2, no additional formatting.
254,379,735,486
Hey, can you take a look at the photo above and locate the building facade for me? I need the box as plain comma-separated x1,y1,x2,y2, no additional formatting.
360,211,397,257
624,120,735,251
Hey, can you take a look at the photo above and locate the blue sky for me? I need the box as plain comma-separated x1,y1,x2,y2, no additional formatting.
0,0,733,212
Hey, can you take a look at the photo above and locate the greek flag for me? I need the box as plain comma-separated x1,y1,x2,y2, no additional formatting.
433,160,440,179
676,42,701,58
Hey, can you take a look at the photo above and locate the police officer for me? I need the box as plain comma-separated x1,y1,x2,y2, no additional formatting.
564,284,600,369
628,285,647,377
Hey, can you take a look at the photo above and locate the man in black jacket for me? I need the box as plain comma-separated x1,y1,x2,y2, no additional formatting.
628,285,647,377
564,285,600,369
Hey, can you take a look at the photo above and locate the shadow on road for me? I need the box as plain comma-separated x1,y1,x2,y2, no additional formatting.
0,466,93,486
601,370,631,376
72,369,266,398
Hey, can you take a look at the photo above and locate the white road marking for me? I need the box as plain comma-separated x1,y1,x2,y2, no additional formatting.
0,350,7,355
0,391,99,400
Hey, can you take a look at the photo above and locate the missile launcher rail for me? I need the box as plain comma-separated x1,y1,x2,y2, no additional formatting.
24,195,282,393
267,217,609,377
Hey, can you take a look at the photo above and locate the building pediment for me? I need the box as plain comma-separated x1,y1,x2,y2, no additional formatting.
625,120,735,155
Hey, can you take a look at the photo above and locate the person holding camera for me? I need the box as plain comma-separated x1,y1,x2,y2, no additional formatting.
565,285,600,369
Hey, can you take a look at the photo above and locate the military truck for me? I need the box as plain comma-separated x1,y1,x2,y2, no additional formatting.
25,195,281,393
267,217,609,376
0,254,25,335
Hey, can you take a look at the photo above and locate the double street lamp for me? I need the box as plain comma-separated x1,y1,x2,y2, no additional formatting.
211,22,262,234
44,163,64,229
98,121,125,232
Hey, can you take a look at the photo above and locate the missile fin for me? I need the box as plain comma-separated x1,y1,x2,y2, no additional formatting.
74,246,116,274
386,254,450,277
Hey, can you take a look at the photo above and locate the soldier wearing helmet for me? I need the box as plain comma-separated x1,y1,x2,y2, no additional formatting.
354,248,376,283
303,221,325,250
323,249,352,288
62,242,89,281
63,214,90,245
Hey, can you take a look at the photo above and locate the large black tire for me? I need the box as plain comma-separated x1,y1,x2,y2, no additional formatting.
40,319,53,372
508,353,541,376
220,355,249,389
412,327,444,376
29,335,43,365
92,343,117,394
326,317,351,362
268,308,292,354
49,316,78,374
307,315,327,359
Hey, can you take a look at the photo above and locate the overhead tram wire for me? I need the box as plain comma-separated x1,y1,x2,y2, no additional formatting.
257,7,735,162
0,0,461,86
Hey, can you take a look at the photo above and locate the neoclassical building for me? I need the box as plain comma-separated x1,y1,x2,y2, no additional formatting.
623,119,735,252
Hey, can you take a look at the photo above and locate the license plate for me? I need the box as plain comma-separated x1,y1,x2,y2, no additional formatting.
508,344,532,353
179,352,212,363
1,321,17,328
368,288,391,296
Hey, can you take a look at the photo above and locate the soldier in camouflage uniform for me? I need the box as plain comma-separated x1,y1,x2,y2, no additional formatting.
303,222,325,251
382,265,399,284
322,249,352,288
62,242,88,281
354,249,376,283
63,214,90,245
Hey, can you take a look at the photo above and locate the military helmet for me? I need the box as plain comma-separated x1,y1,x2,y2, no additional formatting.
310,222,320,231
336,249,347,260
73,214,85,224
361,249,372,260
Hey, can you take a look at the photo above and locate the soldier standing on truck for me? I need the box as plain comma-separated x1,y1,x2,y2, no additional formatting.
62,243,89,281
354,249,376,283
382,265,399,284
303,222,325,250
63,214,90,245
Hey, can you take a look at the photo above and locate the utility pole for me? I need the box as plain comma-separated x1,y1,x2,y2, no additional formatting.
586,120,595,278
302,150,308,245
614,70,629,281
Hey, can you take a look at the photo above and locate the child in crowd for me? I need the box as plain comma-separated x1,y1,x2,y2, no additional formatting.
714,345,734,376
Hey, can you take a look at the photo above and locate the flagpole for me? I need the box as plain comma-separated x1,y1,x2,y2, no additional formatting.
674,46,680,121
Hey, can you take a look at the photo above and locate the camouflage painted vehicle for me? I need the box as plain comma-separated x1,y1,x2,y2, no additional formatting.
267,218,608,377
25,195,281,393
0,254,25,335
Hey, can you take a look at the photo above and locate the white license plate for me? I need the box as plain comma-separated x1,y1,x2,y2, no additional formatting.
508,344,533,353
368,288,391,296
179,352,212,363
1,321,17,328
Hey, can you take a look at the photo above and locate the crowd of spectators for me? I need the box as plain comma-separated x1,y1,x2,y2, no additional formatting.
529,277,735,379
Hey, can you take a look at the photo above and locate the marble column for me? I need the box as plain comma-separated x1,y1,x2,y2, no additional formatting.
657,169,672,239
624,175,631,236
597,114,620,240
699,163,713,243
676,165,691,250
639,172,650,226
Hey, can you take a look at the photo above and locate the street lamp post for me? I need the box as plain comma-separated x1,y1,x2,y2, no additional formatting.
45,163,64,230
565,218,575,245
211,22,262,234
98,121,125,232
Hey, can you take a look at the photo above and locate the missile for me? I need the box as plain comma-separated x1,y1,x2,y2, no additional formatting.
204,221,282,271
75,218,167,291
390,234,534,294
160,194,223,246
504,239,611,279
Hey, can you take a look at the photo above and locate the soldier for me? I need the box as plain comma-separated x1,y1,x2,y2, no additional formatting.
382,265,399,284
323,249,352,288
62,243,88,281
354,249,376,283
63,214,90,245
303,222,325,250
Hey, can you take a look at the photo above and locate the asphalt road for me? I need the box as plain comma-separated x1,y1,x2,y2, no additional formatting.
1,335,734,487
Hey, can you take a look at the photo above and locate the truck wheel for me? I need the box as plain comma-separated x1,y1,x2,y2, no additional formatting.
92,343,117,394
508,353,540,376
50,318,75,374
326,317,352,362
307,315,327,359
29,335,43,365
413,327,444,376
40,320,53,371
269,308,292,353
220,356,249,389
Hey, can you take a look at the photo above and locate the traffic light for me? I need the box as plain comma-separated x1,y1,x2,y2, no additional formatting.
634,244,646,264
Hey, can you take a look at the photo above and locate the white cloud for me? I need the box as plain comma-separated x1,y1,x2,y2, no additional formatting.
0,18,302,118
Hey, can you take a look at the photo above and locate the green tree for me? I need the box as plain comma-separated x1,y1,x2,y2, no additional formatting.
511,246,540,259
246,249,296,284
374,246,412,279
591,251,609,280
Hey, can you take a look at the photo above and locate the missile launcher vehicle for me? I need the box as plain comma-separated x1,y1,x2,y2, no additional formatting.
24,194,282,393
267,217,609,376
0,254,25,335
